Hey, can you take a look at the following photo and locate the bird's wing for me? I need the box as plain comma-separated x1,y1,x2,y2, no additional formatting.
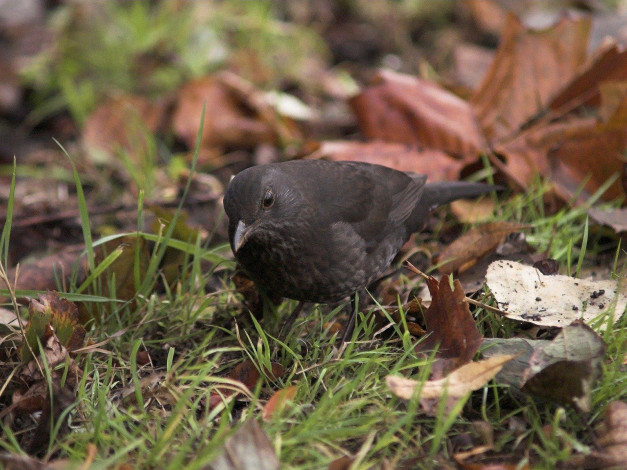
281,160,425,248
335,162,424,248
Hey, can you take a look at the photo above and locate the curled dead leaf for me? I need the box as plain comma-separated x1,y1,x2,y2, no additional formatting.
262,385,297,420
172,73,300,153
386,355,515,415
83,95,167,159
350,69,486,158
471,14,590,141
308,140,464,182
416,275,483,377
549,41,627,112
438,222,529,275
208,420,279,470
483,321,606,412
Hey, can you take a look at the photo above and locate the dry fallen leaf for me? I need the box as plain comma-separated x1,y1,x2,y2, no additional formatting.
438,222,528,275
449,198,498,224
597,401,627,464
588,207,627,234
416,275,483,378
262,385,297,420
483,321,606,412
386,355,515,415
11,329,80,454
471,14,590,142
172,72,300,153
564,401,627,468
209,360,285,411
486,260,627,328
207,420,279,470
83,94,167,160
453,43,495,92
350,69,486,158
327,456,355,470
464,0,510,36
21,292,86,362
549,41,627,112
308,140,464,182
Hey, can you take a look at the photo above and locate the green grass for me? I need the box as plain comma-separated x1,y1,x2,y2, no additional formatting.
3,1,627,467
1,171,626,469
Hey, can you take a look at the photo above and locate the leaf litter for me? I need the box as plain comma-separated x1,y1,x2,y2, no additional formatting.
2,1,627,468
486,260,627,328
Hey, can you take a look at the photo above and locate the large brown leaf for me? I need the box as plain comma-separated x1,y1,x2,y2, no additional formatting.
494,111,627,202
438,222,528,275
172,72,300,152
549,42,627,112
416,275,483,378
83,95,167,158
349,70,486,158
307,140,464,181
471,14,590,142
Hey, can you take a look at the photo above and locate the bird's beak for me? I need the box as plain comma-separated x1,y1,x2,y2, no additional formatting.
232,220,249,253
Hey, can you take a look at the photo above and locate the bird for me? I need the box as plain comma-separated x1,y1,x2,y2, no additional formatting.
223,159,499,337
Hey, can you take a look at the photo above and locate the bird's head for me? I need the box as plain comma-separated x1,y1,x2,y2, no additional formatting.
223,164,304,254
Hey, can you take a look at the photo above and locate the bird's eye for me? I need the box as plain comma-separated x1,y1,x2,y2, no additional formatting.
262,189,274,209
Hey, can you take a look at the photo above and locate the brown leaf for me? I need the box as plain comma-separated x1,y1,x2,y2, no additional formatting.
549,42,627,112
464,0,510,36
327,456,355,470
262,385,297,420
449,198,498,224
206,420,279,470
438,222,528,275
12,332,78,454
21,292,86,363
532,258,560,275
349,70,486,158
6,245,86,294
386,355,515,415
6,236,151,324
453,43,495,93
232,271,264,317
308,140,464,182
83,95,166,158
589,207,627,233
209,360,285,410
172,73,300,152
597,401,627,462
483,321,606,412
565,401,627,468
471,14,590,141
228,360,261,391
598,81,627,126
416,275,483,377
493,116,627,202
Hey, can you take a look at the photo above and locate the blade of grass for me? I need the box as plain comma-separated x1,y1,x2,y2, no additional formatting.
75,244,124,294
137,103,206,296
54,139,95,272
575,216,589,278
0,158,16,267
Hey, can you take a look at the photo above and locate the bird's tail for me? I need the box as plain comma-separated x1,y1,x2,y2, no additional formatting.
408,181,501,232
422,181,500,211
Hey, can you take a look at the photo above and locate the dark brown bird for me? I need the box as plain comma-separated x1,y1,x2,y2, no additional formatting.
223,160,499,312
